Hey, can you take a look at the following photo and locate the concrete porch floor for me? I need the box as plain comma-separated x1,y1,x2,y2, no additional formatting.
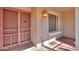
0,37,75,51
24,37,75,51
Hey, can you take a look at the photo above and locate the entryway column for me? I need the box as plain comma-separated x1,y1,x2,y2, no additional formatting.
31,8,42,46
75,7,79,50
31,8,49,47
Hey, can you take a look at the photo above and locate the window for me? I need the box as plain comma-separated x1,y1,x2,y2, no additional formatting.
48,13,58,32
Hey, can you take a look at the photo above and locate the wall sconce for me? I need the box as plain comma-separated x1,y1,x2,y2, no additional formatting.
42,10,48,18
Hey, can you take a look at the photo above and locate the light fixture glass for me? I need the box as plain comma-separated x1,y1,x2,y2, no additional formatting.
42,10,48,18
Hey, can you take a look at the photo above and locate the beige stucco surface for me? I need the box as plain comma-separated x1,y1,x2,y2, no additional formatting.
31,7,63,46
62,9,75,39
75,7,79,50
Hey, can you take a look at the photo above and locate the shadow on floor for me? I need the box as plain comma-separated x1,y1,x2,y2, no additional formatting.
0,42,34,51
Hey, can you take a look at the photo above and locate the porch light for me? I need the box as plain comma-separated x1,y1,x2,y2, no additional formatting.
42,10,48,18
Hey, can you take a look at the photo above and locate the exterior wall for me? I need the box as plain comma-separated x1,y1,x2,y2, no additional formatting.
31,8,49,46
62,10,75,39
31,7,63,46
41,8,63,40
48,9,63,39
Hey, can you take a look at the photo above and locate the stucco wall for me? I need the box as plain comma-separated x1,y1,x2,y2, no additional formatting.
31,7,63,46
62,10,75,39
31,8,49,46
75,7,79,50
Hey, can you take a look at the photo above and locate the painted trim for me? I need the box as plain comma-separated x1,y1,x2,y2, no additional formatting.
48,11,60,16
18,11,21,43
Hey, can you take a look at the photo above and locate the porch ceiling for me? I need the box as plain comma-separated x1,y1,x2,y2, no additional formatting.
51,7,74,12
53,7,74,12
39,7,75,13
15,7,74,13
